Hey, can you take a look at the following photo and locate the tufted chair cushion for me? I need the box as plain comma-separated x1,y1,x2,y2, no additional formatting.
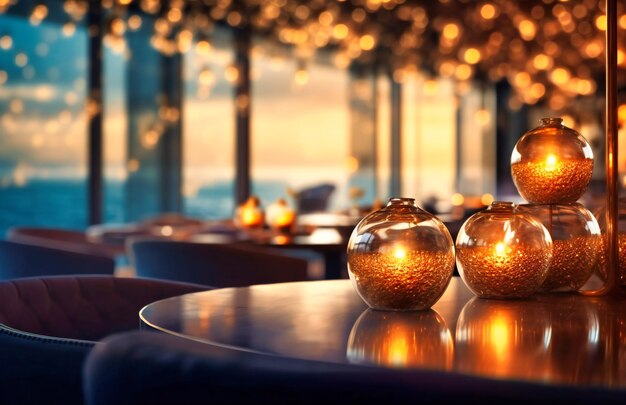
0,275,209,341
0,275,210,405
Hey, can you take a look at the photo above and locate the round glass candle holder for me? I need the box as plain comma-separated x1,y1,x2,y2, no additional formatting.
265,198,296,233
511,117,594,204
455,201,553,299
346,197,455,311
234,196,264,229
518,203,601,292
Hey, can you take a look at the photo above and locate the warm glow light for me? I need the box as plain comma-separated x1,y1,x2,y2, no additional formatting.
442,23,459,40
128,15,143,31
518,20,536,41
62,22,76,37
319,10,334,26
481,193,494,206
455,64,472,80
475,109,490,125
345,156,359,173
393,247,407,260
424,79,438,96
480,4,496,20
359,34,376,51
0,70,7,85
196,40,212,55
529,83,545,99
595,15,606,31
294,68,309,85
0,35,12,50
545,154,558,171
513,72,531,88
618,104,626,125
333,23,349,39
451,193,464,206
550,68,570,86
463,48,481,64
490,316,510,360
224,65,239,82
532,54,552,70
199,68,215,86
15,53,28,67
494,242,506,257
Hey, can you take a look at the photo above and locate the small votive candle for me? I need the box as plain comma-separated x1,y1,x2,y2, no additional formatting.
456,201,553,299
510,117,594,204
234,196,264,228
266,198,296,233
347,198,455,311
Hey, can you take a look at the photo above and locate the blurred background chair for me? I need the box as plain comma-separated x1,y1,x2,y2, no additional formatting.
6,226,120,258
0,239,116,279
83,330,626,405
0,275,208,405
291,183,336,214
128,239,316,287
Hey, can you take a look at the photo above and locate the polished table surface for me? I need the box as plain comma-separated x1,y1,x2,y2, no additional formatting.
140,277,626,390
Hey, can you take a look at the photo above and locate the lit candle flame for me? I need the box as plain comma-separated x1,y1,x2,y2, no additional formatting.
393,247,407,260
544,154,557,172
494,242,506,257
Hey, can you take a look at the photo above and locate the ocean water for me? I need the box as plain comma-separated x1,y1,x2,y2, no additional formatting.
0,177,333,237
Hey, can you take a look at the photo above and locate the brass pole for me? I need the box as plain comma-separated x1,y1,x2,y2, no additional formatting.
583,0,619,296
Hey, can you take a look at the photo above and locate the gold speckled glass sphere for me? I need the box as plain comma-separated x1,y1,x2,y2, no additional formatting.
511,117,594,204
518,203,601,292
456,201,553,299
346,197,455,311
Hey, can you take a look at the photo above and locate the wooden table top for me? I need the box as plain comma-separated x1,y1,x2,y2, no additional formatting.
140,277,626,390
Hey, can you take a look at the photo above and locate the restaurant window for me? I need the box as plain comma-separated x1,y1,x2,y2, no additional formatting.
457,82,497,201
375,70,392,204
250,39,352,213
103,42,128,224
401,75,458,213
0,7,89,235
182,27,236,220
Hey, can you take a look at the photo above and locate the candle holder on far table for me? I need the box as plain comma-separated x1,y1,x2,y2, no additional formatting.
346,197,455,311
234,195,264,229
455,201,553,299
266,198,296,234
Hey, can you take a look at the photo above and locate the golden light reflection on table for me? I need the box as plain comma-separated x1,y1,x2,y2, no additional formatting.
140,278,626,388
456,297,553,379
347,308,453,370
455,295,609,384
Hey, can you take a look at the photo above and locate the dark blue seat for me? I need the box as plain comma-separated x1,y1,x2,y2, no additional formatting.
83,330,626,405
0,275,208,405
294,183,336,213
129,239,314,287
0,239,116,279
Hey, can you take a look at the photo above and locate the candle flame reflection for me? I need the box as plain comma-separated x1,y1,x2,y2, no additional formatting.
347,309,453,370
